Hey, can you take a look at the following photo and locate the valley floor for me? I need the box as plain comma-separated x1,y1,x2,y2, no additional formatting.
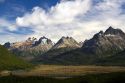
1,66,125,83
1,65,125,83
9,65,125,77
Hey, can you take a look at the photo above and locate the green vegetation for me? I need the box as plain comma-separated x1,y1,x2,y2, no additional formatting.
0,72,125,83
0,45,32,70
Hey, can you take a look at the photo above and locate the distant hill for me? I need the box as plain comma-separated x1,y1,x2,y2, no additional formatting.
0,45,32,70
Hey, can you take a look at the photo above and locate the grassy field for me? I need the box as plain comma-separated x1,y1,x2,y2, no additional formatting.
1,65,125,83
11,65,125,77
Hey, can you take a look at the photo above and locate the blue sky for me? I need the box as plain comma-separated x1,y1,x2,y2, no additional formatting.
0,0,125,44
0,0,60,19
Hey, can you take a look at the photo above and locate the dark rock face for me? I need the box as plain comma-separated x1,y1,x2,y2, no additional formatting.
104,26,125,37
4,42,11,48
82,27,125,55
34,36,52,46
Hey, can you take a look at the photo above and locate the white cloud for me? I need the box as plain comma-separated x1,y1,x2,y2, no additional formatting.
16,0,92,42
1,0,125,44
16,0,91,26
0,19,17,31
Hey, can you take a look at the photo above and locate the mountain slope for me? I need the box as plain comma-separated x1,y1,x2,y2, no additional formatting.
0,45,32,70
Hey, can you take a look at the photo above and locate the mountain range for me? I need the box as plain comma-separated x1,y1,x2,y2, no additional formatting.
4,36,82,61
3,26,125,66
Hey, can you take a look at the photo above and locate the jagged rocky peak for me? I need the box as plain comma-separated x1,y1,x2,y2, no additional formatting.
52,36,81,49
34,36,53,45
104,26,125,36
93,26,125,39
26,37,37,42
57,36,78,45
4,36,53,49
93,30,104,39
60,36,74,42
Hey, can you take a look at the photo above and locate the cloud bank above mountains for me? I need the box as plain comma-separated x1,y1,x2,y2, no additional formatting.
1,0,125,44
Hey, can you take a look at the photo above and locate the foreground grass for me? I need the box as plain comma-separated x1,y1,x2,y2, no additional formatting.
0,72,125,83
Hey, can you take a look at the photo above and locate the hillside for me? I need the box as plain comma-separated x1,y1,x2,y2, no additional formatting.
0,45,32,70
